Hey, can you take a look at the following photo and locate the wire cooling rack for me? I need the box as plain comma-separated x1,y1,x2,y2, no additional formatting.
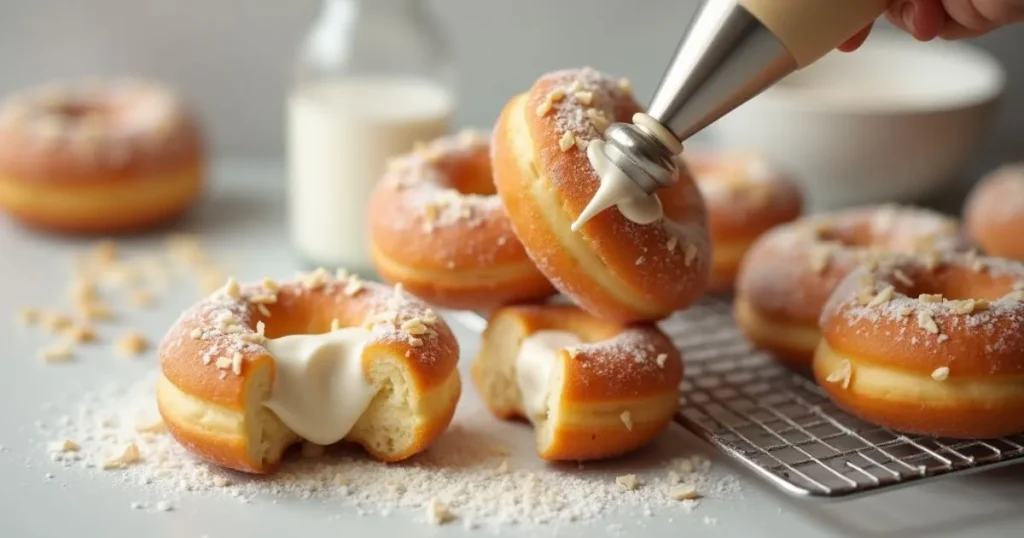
451,294,1024,500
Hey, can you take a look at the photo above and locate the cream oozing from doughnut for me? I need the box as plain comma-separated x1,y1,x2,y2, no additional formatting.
262,328,376,446
515,330,584,422
571,112,682,232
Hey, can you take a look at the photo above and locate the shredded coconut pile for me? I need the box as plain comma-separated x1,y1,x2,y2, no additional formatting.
39,372,740,530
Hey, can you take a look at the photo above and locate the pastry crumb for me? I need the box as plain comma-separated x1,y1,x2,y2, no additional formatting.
115,332,149,357
616,474,640,490
102,443,141,469
426,498,455,525
130,289,155,308
17,307,40,325
931,366,950,381
48,439,80,453
39,342,74,363
669,484,699,501
656,353,668,368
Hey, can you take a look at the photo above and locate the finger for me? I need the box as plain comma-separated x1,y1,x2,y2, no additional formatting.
937,21,991,39
837,24,873,52
909,0,945,40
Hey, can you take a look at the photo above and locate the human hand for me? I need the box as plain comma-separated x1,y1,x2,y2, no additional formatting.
838,0,1024,52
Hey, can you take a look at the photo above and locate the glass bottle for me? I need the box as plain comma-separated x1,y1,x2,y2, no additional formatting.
287,0,455,275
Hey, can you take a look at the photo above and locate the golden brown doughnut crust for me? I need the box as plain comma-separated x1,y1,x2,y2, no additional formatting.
369,130,554,310
492,68,710,323
685,148,803,292
814,252,1024,438
0,78,203,233
735,205,967,366
964,163,1024,261
158,272,460,471
471,304,682,460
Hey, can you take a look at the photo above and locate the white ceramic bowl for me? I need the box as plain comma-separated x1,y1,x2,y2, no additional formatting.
705,31,1005,212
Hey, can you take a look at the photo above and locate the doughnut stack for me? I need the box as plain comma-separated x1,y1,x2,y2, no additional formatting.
369,67,713,461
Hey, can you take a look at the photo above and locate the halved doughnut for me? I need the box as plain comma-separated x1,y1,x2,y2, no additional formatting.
471,304,682,460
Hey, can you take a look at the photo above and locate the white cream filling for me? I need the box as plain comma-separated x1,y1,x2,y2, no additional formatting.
516,330,583,422
262,327,377,446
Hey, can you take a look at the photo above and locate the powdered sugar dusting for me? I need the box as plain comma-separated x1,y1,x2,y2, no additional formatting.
823,252,1024,361
39,373,739,529
738,205,965,322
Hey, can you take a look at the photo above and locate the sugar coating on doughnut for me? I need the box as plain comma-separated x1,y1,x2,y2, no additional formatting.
569,328,679,391
160,270,448,378
823,253,1024,356
531,68,710,299
383,130,501,230
0,78,190,168
739,205,965,318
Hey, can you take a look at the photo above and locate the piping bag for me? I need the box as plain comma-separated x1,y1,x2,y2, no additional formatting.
572,0,890,231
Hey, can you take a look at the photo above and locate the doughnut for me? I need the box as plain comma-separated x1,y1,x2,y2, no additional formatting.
815,252,1024,438
157,270,461,473
685,148,803,292
964,163,1024,261
492,67,711,323
735,205,966,368
369,130,554,310
0,78,204,234
471,304,682,460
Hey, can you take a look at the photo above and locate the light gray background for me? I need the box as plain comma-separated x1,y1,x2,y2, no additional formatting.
1,0,1021,166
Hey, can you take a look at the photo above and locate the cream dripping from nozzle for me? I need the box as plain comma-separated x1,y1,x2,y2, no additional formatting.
571,113,684,232
571,0,889,233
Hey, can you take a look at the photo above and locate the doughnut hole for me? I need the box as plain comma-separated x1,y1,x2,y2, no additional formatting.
887,260,1018,303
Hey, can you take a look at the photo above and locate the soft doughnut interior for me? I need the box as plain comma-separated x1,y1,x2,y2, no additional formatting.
471,307,682,460
470,311,565,453
159,343,460,468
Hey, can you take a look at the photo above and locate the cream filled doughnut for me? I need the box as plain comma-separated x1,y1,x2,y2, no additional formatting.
735,205,967,368
369,130,554,310
157,270,461,473
686,148,803,292
815,252,1024,438
492,67,711,323
471,304,683,461
0,78,204,233
964,163,1024,261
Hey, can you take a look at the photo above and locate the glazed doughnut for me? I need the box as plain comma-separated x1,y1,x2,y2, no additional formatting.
492,67,711,323
735,205,966,368
157,270,461,473
964,163,1024,261
471,304,682,460
369,130,554,310
815,252,1024,438
0,78,204,233
685,148,803,292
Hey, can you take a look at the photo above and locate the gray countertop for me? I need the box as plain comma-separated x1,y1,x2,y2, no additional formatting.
0,160,1020,538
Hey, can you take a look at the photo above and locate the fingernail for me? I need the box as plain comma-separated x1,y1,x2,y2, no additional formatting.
901,1,916,35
